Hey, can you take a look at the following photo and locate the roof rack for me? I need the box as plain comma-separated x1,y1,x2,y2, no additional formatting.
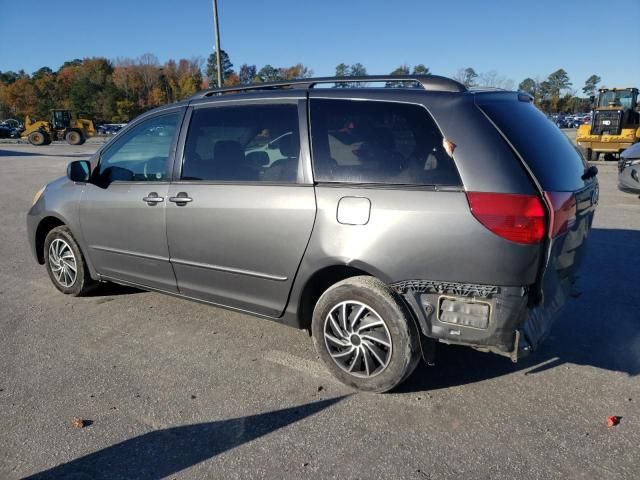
192,74,467,99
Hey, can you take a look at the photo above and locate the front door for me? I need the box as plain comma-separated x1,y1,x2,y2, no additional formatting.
80,109,184,292
166,100,316,317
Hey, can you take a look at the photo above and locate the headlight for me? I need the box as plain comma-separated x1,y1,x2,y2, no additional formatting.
629,159,640,166
32,186,46,206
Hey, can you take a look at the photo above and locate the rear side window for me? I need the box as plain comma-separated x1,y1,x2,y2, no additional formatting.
182,104,300,182
310,99,460,186
478,99,587,191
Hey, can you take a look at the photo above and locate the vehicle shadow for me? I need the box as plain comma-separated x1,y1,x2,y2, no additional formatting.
398,227,640,392
83,283,143,297
25,396,346,480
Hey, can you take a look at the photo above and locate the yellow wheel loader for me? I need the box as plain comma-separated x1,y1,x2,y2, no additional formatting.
21,110,96,146
577,88,640,161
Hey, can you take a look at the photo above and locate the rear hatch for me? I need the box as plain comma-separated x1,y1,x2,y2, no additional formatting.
475,93,598,350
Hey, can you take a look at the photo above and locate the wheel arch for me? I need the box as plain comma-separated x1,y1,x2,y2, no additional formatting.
35,216,66,264
295,263,382,331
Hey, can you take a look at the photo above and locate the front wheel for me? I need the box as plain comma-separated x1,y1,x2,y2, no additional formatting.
28,131,47,146
312,276,420,393
44,226,96,296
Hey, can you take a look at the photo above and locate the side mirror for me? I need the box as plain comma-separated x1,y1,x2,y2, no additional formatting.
67,160,91,182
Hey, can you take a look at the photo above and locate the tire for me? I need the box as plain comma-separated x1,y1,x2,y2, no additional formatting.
604,153,615,162
586,148,593,162
311,276,420,393
65,130,83,145
28,131,46,146
44,226,96,296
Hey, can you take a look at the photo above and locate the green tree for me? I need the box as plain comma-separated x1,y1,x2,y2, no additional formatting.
582,74,601,96
238,64,257,85
32,67,54,80
386,65,410,87
0,71,20,84
257,64,281,82
334,63,351,88
350,63,367,76
543,69,572,112
206,50,234,88
453,67,478,87
349,63,367,87
334,63,367,87
335,63,350,77
518,78,537,96
390,65,410,75
547,69,572,95
58,59,82,72
412,64,430,75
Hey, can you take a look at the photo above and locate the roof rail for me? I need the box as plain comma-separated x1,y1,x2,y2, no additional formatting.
192,74,467,99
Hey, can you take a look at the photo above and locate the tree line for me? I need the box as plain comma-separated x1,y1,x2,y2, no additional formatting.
0,51,313,123
0,51,602,123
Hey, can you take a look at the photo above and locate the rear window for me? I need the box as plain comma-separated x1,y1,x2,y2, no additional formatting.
310,99,460,186
478,98,587,191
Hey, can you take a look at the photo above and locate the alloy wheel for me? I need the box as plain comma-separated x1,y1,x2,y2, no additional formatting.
48,239,77,288
323,300,392,378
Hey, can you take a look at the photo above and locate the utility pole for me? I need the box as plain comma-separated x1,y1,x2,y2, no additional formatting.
212,0,223,88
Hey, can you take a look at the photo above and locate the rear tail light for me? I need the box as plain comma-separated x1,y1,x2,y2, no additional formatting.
545,192,577,237
466,192,546,244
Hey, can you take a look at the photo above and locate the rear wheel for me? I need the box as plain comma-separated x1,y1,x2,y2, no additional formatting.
27,131,47,146
586,148,593,162
311,276,420,393
65,130,83,145
44,226,95,296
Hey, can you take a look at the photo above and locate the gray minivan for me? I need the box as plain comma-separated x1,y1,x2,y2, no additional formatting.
27,75,598,392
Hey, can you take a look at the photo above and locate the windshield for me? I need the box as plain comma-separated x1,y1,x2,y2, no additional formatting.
598,90,635,109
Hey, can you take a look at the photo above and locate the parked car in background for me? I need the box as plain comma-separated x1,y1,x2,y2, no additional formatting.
97,124,125,135
567,116,581,128
618,142,640,195
27,75,598,392
0,124,13,138
0,119,23,138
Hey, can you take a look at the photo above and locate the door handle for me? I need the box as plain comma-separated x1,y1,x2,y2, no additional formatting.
169,192,193,206
143,192,164,205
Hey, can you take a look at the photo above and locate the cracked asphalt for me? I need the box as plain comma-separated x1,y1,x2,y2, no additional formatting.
1,140,639,479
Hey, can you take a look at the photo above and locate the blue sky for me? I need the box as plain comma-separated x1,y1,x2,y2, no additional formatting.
1,0,638,89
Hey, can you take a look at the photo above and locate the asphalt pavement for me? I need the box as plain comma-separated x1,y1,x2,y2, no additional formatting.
1,141,639,479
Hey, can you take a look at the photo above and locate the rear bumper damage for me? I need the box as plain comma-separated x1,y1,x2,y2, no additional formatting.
392,276,571,362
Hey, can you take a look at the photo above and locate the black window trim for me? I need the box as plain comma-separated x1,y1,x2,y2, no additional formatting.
307,95,462,187
92,107,186,185
172,98,312,185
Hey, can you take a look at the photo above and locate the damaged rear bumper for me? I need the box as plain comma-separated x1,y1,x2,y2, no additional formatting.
392,276,572,362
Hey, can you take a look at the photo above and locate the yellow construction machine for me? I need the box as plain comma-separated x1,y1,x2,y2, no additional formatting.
577,88,640,161
22,110,95,146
